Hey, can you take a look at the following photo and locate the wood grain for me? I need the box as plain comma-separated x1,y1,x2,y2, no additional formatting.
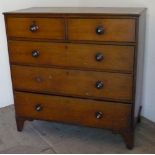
12,65,133,102
9,41,135,73
15,91,131,130
68,18,136,42
6,17,65,40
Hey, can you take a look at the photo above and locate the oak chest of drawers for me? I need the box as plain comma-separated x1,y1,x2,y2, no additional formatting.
4,7,146,149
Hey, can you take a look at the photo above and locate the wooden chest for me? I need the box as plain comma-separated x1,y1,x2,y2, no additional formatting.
4,7,146,149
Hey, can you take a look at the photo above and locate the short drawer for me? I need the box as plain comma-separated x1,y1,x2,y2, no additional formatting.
68,18,136,42
9,41,134,73
12,65,133,102
6,17,65,40
15,92,131,130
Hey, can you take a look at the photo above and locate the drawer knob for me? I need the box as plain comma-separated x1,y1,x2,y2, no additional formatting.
96,26,105,35
96,53,104,61
96,112,103,119
35,104,43,112
32,50,40,57
30,22,39,32
96,81,104,89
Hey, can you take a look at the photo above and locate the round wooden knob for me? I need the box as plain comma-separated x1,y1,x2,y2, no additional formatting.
32,50,40,57
96,26,105,35
96,112,103,119
30,23,39,32
96,53,104,61
96,81,104,89
35,104,43,112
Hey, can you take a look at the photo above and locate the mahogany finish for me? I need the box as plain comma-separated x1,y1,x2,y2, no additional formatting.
68,18,136,42
7,17,65,40
4,7,146,149
12,65,133,102
15,92,131,130
9,41,134,73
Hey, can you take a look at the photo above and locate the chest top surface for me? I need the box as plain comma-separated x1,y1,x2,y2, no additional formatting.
4,7,146,16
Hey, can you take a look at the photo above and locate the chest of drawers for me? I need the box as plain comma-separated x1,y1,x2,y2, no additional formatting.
4,7,146,149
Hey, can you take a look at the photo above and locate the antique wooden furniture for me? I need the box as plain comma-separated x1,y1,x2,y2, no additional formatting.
4,7,146,149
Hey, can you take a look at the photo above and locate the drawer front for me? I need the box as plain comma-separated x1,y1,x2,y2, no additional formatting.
68,18,136,42
12,65,133,102
6,17,65,40
9,41,134,73
15,92,131,129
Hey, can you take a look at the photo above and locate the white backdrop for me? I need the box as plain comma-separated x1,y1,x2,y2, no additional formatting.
0,0,155,122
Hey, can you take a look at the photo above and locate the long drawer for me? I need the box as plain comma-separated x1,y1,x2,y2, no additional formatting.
9,41,134,73
15,91,131,130
6,17,65,40
68,18,136,42
12,65,133,102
